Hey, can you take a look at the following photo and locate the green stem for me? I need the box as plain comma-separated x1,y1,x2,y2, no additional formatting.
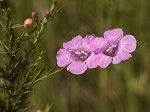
49,64,57,72
35,66,66,83
0,85,12,96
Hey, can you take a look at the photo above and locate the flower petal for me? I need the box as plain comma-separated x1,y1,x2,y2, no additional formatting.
90,37,108,54
95,53,112,68
67,62,87,75
112,52,132,64
83,35,96,44
82,35,96,49
85,52,97,69
56,49,71,67
104,28,123,45
63,35,82,49
119,35,137,53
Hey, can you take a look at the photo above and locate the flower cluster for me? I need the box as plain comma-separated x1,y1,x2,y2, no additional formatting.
56,28,137,75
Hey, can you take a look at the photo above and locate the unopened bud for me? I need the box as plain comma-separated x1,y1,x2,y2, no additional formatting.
36,109,42,112
44,11,51,19
24,18,33,30
32,11,38,20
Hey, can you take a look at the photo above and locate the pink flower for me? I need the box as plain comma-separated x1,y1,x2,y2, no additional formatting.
91,28,137,68
56,35,98,75
56,28,137,75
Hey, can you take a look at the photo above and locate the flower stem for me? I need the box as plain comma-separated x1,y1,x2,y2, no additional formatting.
35,66,66,83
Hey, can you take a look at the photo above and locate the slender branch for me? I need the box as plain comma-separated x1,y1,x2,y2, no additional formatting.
49,64,57,73
0,85,12,96
34,66,66,83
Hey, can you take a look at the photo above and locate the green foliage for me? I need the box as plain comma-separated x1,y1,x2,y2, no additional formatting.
0,2,62,112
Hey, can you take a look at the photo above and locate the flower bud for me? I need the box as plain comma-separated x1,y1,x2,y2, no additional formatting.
32,11,38,20
24,18,33,30
44,11,51,19
36,109,42,112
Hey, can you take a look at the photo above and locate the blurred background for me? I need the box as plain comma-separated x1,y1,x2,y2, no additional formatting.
0,0,150,112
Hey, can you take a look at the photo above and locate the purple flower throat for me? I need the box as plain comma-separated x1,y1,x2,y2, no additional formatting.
70,49,91,62
103,44,119,57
